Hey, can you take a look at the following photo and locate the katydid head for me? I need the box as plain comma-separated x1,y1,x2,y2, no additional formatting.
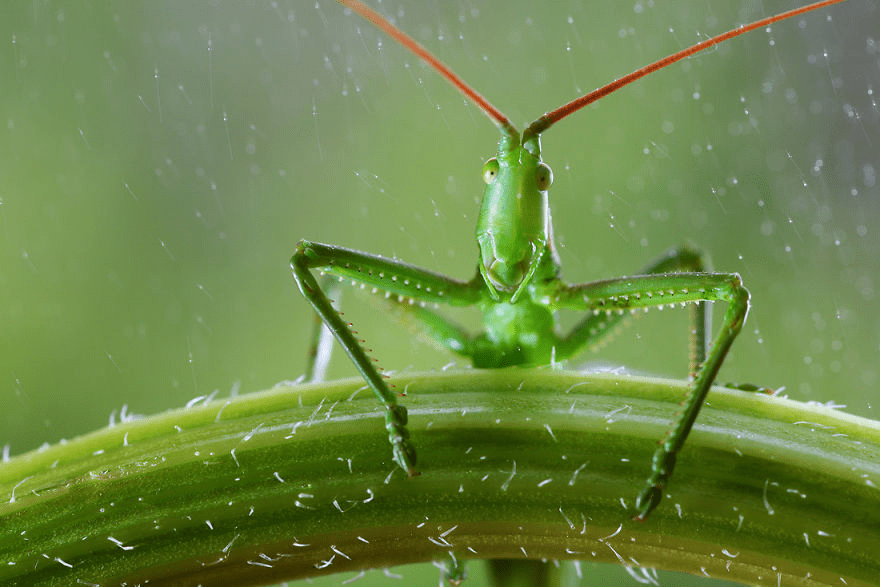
475,131,554,300
338,0,847,300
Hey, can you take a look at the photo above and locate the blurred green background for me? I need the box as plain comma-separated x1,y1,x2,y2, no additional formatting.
1,1,876,585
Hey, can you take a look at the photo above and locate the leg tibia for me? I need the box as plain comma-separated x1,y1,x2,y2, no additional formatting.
634,274,749,520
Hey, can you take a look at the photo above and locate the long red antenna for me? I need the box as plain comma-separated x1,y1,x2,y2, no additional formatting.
524,0,847,138
337,0,519,138
338,0,847,143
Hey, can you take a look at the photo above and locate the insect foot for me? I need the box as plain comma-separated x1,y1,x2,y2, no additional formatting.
386,404,419,477
632,448,677,521
633,485,663,522
443,556,467,586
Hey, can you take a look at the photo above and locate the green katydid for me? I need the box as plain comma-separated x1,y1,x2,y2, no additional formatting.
293,0,847,524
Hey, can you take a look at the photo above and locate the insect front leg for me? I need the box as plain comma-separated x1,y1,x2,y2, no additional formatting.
291,240,481,477
554,271,749,520
555,246,712,371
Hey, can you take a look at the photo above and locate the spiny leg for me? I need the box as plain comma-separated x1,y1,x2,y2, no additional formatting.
291,240,482,476
634,274,748,520
555,246,711,373
646,247,711,374
304,278,341,383
442,552,467,586
552,270,749,520
384,298,475,360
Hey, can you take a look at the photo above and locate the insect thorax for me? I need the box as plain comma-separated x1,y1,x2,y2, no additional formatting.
472,299,556,368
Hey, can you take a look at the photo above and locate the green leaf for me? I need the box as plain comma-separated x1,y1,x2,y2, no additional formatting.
2,371,879,586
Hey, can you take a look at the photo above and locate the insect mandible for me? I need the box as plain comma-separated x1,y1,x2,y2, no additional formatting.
292,0,846,522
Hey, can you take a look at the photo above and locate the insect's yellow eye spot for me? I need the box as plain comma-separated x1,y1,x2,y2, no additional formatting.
482,158,499,184
535,163,553,191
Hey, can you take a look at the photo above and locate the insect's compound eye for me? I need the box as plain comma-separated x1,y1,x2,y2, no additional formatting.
535,163,553,191
482,158,500,184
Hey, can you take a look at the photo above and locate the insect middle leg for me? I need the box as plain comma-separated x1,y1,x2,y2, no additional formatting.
552,259,750,520
291,239,482,476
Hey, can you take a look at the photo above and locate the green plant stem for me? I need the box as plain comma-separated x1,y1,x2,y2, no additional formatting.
2,371,879,586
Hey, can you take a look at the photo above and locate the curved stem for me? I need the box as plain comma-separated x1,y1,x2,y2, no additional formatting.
2,371,879,586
